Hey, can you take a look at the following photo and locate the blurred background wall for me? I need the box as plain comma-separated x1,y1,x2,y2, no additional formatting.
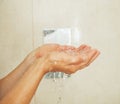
0,0,120,104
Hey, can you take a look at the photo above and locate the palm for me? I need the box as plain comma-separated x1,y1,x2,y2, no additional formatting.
48,45,100,74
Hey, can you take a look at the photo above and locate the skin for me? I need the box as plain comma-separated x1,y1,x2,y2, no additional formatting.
0,44,100,104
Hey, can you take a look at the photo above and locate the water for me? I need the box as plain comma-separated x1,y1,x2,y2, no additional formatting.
54,78,64,104
45,72,70,104
45,49,78,104
45,72,70,79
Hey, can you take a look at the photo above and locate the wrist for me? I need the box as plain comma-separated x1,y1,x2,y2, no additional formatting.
24,52,37,66
38,55,53,74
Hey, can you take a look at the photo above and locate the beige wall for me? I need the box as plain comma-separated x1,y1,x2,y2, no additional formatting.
0,0,33,77
0,0,120,104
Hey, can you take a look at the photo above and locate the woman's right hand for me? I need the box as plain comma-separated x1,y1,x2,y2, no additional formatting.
44,45,100,74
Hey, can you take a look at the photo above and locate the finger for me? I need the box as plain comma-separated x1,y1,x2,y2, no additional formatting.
78,49,97,66
68,49,96,67
78,46,92,55
77,44,87,51
75,50,100,69
88,49,97,60
82,46,91,53
88,50,100,64
85,50,99,66
64,50,100,73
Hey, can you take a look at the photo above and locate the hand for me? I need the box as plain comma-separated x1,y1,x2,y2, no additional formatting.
25,44,76,63
45,45,100,74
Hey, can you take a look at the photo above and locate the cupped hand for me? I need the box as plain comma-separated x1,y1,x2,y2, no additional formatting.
25,43,79,65
46,45,100,74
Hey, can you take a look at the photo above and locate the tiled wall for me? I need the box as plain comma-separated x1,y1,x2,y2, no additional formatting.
0,0,120,104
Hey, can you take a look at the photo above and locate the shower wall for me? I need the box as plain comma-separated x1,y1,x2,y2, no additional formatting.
0,0,33,76
0,0,120,104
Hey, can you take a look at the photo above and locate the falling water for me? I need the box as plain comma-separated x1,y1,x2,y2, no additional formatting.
43,28,78,104
44,47,79,104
